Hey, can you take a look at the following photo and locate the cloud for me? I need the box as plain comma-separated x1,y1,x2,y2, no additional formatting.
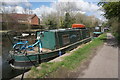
55,0,106,21
0,0,32,7
33,5,57,18
15,6,24,13
32,0,86,18
75,0,105,21
23,0,32,7
77,11,86,14
0,6,24,13
0,0,22,6
0,0,32,14
1,0,106,21
32,0,105,21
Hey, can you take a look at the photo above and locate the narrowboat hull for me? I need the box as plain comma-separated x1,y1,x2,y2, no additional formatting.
9,37,91,69
93,32,103,38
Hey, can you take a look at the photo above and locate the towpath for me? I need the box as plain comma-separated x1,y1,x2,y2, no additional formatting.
78,33,118,78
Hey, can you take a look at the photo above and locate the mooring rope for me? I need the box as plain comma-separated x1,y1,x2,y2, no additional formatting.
21,67,25,80
6,32,14,45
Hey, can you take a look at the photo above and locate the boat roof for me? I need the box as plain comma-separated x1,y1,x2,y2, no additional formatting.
45,29,79,32
93,32,102,34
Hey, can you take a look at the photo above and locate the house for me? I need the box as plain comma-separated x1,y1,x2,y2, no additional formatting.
0,13,40,25
9,13,40,25
0,13,40,30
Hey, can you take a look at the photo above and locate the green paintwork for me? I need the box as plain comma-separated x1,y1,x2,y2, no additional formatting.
40,51,58,59
11,52,59,62
38,31,56,50
9,29,91,69
81,29,86,39
10,37,91,63
12,54,39,62
93,32,103,34
37,29,89,50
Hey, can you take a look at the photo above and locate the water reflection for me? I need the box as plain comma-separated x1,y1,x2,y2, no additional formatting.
2,33,28,79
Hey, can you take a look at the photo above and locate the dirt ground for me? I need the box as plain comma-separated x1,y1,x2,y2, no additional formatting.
77,33,118,78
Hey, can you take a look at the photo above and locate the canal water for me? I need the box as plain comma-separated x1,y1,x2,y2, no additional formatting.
1,33,34,79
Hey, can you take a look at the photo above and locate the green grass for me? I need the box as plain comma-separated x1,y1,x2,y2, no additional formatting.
27,33,106,78
113,32,120,44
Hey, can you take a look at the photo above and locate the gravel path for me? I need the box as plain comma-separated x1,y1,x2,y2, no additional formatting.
78,33,118,78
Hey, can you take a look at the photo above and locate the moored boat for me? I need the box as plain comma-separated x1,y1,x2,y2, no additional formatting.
93,26,103,38
8,24,91,69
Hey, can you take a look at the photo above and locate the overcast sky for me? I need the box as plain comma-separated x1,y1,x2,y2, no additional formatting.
0,0,106,21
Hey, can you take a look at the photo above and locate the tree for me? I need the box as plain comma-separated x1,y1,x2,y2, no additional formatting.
98,2,120,43
54,2,79,28
41,2,101,29
44,14,57,29
62,12,75,28
46,19,57,29
55,2,79,15
98,2,120,20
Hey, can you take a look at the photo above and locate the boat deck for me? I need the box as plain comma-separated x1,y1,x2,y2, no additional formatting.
22,47,52,54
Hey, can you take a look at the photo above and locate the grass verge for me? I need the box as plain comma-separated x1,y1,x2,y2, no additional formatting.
113,32,120,44
27,33,106,78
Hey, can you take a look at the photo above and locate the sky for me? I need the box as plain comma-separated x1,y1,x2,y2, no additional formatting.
0,0,106,21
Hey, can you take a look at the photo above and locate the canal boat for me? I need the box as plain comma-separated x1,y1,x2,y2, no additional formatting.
93,26,103,38
8,24,91,69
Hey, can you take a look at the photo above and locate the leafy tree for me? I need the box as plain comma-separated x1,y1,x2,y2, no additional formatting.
98,2,120,20
45,17,57,29
62,12,75,28
41,2,101,29
98,2,120,43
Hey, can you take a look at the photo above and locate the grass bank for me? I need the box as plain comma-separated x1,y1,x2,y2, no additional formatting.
113,32,120,45
27,33,106,78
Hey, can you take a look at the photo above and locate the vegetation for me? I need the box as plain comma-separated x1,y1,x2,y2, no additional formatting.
98,2,120,19
98,2,120,43
27,33,106,78
39,2,101,29
44,16,58,29
41,11,100,29
1,2,101,31
62,12,72,28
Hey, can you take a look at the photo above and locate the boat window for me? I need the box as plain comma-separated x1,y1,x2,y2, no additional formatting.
62,34,70,45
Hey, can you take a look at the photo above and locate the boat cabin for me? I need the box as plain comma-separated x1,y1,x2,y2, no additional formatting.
37,28,90,50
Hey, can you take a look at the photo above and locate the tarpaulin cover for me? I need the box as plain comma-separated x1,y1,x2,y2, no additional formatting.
72,24,85,28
